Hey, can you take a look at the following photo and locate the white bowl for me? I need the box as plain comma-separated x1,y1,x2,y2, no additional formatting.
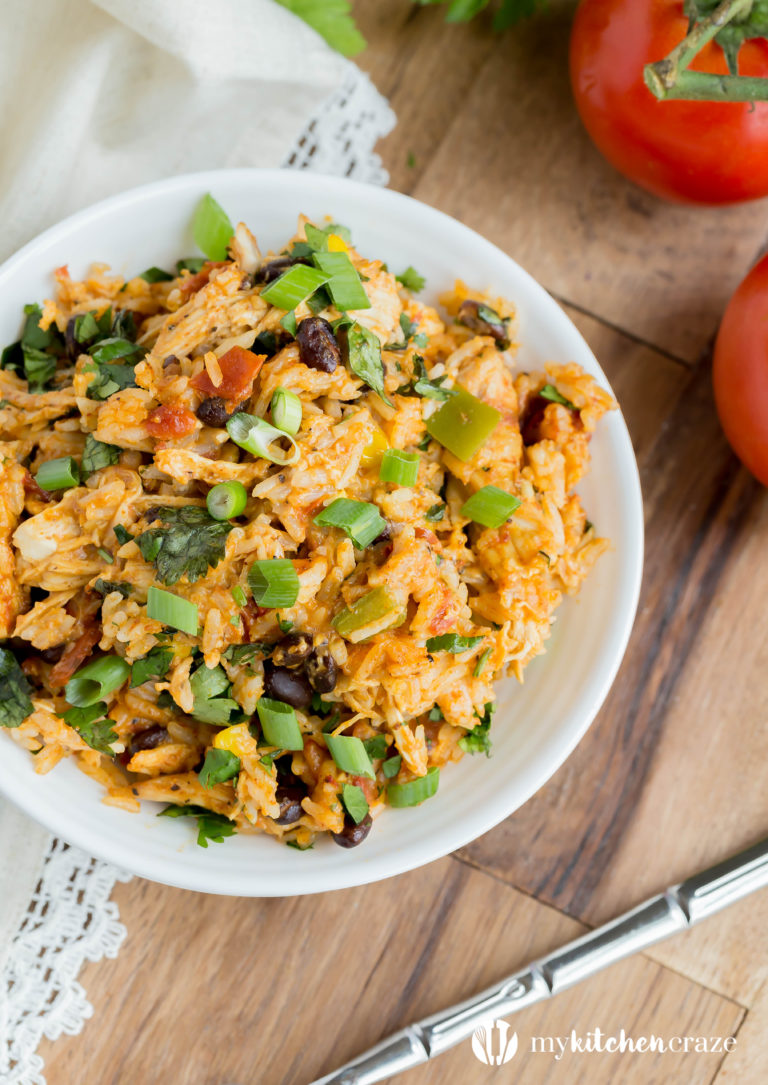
0,170,643,896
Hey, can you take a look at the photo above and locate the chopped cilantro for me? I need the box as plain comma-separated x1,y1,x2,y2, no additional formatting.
340,783,369,824
139,267,174,283
473,646,492,677
158,804,236,847
277,617,294,634
395,356,454,402
94,578,132,598
60,702,119,756
199,748,240,788
382,754,401,778
458,701,496,757
286,838,314,850
130,646,173,688
425,502,445,522
428,704,443,722
395,267,426,293
0,647,33,728
189,662,239,725
136,505,234,586
84,361,139,401
114,524,132,546
81,433,120,476
363,734,389,760
539,383,577,411
224,643,270,667
426,633,485,654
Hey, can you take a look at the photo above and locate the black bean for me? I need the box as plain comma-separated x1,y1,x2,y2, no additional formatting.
128,724,169,757
332,813,372,848
296,317,340,373
372,521,391,545
195,396,246,428
39,646,64,664
274,783,305,825
263,661,312,709
306,648,338,694
162,354,180,371
519,394,548,446
255,257,299,284
457,300,509,346
64,316,82,362
271,633,314,669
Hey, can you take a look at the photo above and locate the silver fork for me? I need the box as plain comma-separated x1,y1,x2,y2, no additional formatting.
309,835,768,1084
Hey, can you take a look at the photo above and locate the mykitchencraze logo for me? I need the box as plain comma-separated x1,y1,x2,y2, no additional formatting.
471,1021,737,1064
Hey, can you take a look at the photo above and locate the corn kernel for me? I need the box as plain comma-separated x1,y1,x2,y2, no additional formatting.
327,233,348,253
360,425,389,468
213,722,253,759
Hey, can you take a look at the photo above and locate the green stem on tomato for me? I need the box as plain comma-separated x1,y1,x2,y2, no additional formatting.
644,0,768,102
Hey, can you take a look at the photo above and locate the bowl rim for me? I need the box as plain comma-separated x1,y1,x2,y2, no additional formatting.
0,168,644,895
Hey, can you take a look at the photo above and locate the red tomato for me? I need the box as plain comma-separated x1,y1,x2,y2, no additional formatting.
191,345,265,402
713,255,768,486
145,403,197,439
570,0,768,204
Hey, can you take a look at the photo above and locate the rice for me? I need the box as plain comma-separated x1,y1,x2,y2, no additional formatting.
0,213,614,851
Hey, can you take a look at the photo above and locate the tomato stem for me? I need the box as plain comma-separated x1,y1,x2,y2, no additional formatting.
644,0,768,102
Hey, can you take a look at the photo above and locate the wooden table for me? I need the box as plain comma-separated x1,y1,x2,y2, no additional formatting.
40,3,768,1082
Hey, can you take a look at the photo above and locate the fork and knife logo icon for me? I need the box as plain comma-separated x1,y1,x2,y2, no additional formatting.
471,1019,519,1065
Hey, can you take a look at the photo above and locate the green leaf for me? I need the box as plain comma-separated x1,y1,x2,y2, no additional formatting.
176,257,207,275
273,0,366,57
130,646,173,688
382,754,401,778
426,633,485,654
363,734,389,760
139,267,174,283
425,503,445,522
341,783,369,824
0,647,33,728
446,0,489,23
81,433,120,477
190,663,239,725
23,346,57,392
224,643,270,668
158,804,237,847
396,355,455,402
60,702,119,756
84,361,138,401
458,701,496,756
136,505,234,586
94,579,132,598
342,322,391,405
539,383,576,411
199,748,240,788
395,267,426,292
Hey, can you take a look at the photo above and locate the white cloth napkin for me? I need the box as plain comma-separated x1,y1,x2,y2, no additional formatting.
0,0,353,966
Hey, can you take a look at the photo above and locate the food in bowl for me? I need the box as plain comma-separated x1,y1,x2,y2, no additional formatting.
0,197,614,851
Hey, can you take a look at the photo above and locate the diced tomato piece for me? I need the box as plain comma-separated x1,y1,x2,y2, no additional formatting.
22,469,54,504
145,404,197,439
49,624,101,690
178,261,228,298
191,346,265,402
240,600,269,641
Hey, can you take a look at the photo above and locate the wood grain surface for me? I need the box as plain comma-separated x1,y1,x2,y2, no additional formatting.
37,2,768,1083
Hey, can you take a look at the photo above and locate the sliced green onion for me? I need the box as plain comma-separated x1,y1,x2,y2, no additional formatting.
425,503,445,522
426,634,485,654
97,547,114,564
540,383,577,410
146,586,198,635
312,251,370,311
81,434,120,477
331,586,402,643
35,456,79,491
313,498,385,548
379,448,420,487
341,783,369,824
342,322,390,405
199,748,240,788
256,697,304,750
226,412,299,465
460,485,521,529
192,193,233,261
260,265,330,310
248,559,300,608
271,387,302,435
388,766,440,807
474,647,493,677
425,386,501,462
65,655,130,708
325,733,375,779
231,585,247,608
281,310,298,336
206,480,247,520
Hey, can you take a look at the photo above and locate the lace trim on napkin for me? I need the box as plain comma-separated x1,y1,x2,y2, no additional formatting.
0,59,393,1085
